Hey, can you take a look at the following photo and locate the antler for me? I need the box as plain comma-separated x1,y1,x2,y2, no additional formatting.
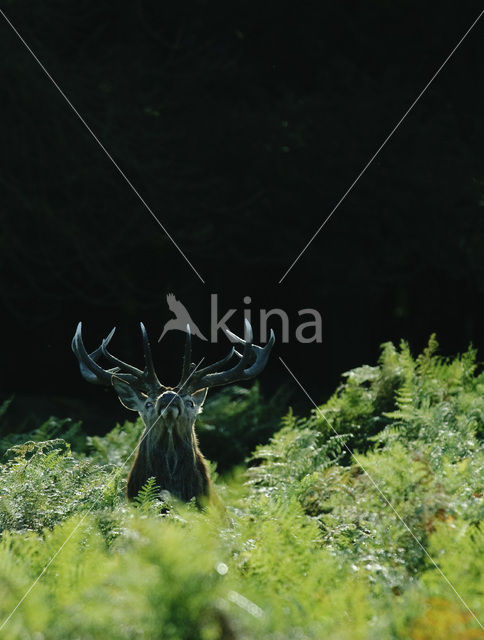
177,319,275,394
72,322,163,394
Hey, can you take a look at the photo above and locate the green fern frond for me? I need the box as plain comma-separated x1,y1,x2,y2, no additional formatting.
134,477,161,509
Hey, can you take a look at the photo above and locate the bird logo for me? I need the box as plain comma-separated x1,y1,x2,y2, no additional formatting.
158,293,208,342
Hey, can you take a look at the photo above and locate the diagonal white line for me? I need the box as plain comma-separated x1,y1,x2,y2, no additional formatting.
279,9,484,284
279,356,483,630
0,9,205,285
0,357,205,632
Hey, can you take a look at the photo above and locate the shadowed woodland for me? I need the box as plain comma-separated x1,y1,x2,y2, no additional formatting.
1,1,483,434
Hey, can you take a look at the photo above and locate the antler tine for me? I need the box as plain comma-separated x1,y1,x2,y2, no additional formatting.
71,322,119,386
176,342,238,392
225,317,253,345
185,319,275,393
101,337,144,378
190,347,238,378
140,322,162,388
176,323,246,392
177,324,193,388
72,322,153,389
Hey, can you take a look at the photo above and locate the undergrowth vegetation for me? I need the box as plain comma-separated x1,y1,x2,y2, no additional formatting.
0,336,482,638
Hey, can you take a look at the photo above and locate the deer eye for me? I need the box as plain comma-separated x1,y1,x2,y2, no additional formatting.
145,401,153,409
185,398,194,408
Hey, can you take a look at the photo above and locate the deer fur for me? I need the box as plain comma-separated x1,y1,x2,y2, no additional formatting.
112,381,210,502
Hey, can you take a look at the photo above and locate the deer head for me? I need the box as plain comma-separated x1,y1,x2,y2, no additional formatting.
72,320,275,503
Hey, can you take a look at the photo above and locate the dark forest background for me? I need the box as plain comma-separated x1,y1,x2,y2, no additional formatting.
1,1,483,434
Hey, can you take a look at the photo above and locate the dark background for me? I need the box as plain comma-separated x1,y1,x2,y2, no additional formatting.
1,1,483,433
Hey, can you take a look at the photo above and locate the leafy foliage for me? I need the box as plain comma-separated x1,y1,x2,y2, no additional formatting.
0,413,85,459
0,337,483,638
0,439,121,535
197,382,290,471
86,419,144,467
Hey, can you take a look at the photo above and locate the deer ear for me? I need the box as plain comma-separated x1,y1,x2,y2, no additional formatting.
112,377,145,411
192,388,208,410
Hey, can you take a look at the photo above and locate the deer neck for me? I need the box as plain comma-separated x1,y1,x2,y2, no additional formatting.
142,421,198,479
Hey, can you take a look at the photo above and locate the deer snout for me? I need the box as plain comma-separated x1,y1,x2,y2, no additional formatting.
158,391,181,407
156,392,182,418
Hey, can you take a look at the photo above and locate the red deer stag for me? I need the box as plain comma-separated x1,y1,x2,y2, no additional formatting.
72,320,274,502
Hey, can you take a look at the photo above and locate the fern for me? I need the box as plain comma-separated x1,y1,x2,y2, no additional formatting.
0,337,483,639
0,396,13,420
87,419,144,466
134,477,162,511
0,415,84,458
0,439,121,534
